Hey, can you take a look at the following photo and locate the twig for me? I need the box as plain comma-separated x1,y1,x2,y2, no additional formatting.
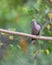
40,21,49,35
0,29,52,41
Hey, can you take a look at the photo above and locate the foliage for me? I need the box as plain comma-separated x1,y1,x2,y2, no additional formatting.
0,0,52,65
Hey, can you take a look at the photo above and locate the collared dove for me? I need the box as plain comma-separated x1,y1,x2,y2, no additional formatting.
31,19,41,44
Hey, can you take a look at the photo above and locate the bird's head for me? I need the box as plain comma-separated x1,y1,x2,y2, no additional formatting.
32,19,37,25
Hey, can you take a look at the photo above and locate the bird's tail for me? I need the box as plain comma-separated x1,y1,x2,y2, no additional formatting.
31,39,36,44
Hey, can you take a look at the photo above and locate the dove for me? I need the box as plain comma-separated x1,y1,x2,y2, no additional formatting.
31,19,41,44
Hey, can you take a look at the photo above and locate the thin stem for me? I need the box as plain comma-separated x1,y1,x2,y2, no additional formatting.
0,29,52,41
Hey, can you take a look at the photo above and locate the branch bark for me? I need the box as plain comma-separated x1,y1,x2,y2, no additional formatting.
0,29,52,41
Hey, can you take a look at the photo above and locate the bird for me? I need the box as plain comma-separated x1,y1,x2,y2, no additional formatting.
31,19,41,44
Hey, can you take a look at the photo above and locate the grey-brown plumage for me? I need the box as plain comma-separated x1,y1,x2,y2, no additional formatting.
31,19,41,44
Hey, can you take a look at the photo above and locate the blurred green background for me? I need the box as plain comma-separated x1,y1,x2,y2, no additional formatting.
0,0,52,65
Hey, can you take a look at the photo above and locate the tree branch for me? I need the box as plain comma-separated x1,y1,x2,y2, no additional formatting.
0,29,52,41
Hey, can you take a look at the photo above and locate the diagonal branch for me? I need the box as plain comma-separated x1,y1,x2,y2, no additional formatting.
0,29,52,41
